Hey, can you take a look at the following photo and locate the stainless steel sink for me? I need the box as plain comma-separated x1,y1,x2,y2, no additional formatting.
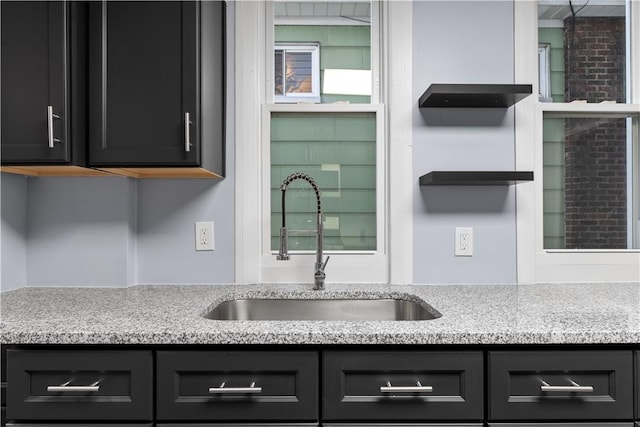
205,298,440,321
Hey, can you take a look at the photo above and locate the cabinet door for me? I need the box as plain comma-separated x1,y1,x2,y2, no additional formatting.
88,1,199,166
6,350,153,421
489,350,633,421
1,1,69,163
323,351,484,421
156,351,318,421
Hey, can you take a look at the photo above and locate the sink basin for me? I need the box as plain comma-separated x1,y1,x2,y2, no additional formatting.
205,298,440,321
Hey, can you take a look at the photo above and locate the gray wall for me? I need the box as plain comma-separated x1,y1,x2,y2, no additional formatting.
136,178,234,284
26,177,137,286
412,1,518,284
1,173,27,291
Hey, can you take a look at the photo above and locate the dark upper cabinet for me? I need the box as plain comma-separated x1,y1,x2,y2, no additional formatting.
88,1,225,178
0,1,95,174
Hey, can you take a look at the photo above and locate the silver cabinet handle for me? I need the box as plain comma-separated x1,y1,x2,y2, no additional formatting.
184,112,192,152
540,380,594,393
208,381,262,394
47,380,100,392
380,381,433,393
47,105,61,148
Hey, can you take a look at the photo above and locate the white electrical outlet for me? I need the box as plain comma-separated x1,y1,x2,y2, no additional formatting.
455,227,473,256
195,222,214,251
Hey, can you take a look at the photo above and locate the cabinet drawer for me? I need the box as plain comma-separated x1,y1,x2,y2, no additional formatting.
634,351,640,420
156,351,318,421
6,350,152,421
325,424,483,427
488,351,633,420
322,351,483,421
157,424,317,427
488,424,634,427
7,425,152,427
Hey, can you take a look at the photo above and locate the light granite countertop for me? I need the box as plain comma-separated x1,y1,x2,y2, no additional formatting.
1,283,639,345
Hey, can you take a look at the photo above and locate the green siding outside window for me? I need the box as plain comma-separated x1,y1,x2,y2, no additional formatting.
275,25,371,104
271,112,377,251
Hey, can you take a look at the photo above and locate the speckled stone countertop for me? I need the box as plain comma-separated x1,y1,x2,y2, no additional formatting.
1,283,639,345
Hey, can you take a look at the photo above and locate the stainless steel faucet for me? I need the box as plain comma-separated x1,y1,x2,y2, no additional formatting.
277,172,330,290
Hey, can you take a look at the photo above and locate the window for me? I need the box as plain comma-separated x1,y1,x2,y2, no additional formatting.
235,0,413,285
514,0,640,283
274,43,320,103
262,0,388,284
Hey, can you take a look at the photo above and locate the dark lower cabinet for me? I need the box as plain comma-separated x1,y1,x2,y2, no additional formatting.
322,351,484,421
157,425,317,427
156,351,318,421
3,347,639,425
0,1,93,174
323,425,483,427
6,350,153,421
488,424,635,427
489,351,634,421
7,425,152,427
636,350,639,420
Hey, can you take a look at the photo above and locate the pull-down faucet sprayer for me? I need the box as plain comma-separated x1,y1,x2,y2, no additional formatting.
277,172,330,290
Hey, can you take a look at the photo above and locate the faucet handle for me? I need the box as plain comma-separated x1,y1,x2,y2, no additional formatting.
322,256,330,270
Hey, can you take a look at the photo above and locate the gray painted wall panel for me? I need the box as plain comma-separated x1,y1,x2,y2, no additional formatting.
412,1,517,284
26,177,136,286
135,178,234,284
1,173,28,291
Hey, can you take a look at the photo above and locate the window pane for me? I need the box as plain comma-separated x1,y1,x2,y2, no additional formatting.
274,1,371,104
271,112,376,251
275,49,284,95
543,115,639,249
285,51,313,94
537,1,628,103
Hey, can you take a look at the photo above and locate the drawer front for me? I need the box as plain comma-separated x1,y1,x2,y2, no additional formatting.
324,424,483,427
634,351,640,427
488,424,635,427
7,425,153,427
322,351,483,421
156,351,318,421
489,351,633,421
6,350,153,421
157,424,318,427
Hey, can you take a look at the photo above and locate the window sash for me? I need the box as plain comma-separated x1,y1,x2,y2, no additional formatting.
514,0,640,283
260,103,387,284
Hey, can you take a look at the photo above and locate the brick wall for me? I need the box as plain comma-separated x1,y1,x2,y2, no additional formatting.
563,17,627,249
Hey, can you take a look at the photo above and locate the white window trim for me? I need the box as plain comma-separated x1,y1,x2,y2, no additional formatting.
274,43,321,103
538,44,551,102
235,1,414,285
515,1,640,284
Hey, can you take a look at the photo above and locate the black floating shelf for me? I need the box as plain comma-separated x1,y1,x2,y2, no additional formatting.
419,171,534,186
419,84,533,108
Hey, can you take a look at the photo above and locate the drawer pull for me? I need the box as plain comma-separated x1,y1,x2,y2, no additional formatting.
208,381,263,394
47,380,100,392
380,381,433,393
540,380,594,393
